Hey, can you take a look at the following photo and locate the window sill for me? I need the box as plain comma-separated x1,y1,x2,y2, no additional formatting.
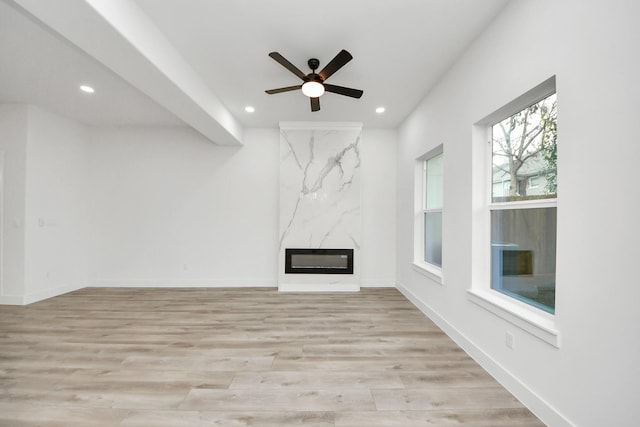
467,288,560,348
412,262,444,285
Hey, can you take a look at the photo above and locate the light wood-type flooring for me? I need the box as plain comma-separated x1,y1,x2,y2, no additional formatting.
0,287,545,426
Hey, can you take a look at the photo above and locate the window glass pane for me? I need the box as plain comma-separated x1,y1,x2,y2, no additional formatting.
491,207,556,313
491,94,557,203
424,211,442,267
425,153,443,210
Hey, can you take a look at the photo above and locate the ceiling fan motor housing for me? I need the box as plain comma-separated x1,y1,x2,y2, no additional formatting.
307,58,320,71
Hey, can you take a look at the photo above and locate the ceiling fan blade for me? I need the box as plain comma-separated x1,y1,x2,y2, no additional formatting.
310,97,320,112
324,84,364,99
318,49,353,81
268,52,307,80
265,85,302,94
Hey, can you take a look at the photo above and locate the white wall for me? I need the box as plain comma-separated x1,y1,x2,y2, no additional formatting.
396,1,640,426
88,126,280,286
23,106,88,303
0,105,88,304
0,105,28,302
361,129,396,286
87,126,396,288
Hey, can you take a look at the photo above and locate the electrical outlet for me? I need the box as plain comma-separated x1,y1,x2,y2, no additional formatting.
505,331,515,349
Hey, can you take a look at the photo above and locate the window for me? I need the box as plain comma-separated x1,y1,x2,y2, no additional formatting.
469,77,559,347
413,145,443,282
490,92,557,313
424,152,443,267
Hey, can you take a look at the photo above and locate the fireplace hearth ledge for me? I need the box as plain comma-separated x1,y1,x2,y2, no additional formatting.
278,282,360,292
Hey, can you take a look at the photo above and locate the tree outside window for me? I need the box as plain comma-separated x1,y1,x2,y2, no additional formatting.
492,94,557,202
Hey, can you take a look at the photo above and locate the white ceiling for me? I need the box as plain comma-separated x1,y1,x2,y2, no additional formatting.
0,0,184,127
0,0,509,140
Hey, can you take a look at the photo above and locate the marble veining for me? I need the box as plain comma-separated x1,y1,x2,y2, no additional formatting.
279,125,362,289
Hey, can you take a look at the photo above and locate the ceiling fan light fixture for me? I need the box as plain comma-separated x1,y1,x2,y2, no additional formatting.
301,81,325,98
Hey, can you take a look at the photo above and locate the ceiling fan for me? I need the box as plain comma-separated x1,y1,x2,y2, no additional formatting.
265,49,364,112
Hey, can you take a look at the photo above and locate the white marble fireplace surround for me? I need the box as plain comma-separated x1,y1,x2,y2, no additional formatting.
278,122,362,292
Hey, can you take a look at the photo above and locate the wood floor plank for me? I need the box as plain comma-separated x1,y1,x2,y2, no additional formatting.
229,371,405,389
0,402,128,427
334,409,546,427
118,409,201,427
68,368,235,389
0,287,545,426
179,388,377,412
198,411,335,427
398,369,500,388
271,355,477,372
372,387,525,411
120,354,275,371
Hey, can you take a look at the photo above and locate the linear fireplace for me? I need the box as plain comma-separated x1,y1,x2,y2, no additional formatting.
285,248,354,274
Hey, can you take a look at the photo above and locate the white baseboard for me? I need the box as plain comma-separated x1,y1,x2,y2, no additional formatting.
0,295,24,305
0,283,85,306
24,284,84,305
87,279,277,288
395,281,573,427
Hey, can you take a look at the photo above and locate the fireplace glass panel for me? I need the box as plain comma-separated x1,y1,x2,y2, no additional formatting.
285,249,354,274
291,254,349,269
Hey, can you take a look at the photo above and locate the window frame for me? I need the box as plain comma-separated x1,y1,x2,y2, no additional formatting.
468,76,560,348
413,144,444,284
488,91,558,314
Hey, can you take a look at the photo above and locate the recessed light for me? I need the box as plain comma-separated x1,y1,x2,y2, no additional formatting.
375,106,386,114
80,85,95,94
245,106,255,113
